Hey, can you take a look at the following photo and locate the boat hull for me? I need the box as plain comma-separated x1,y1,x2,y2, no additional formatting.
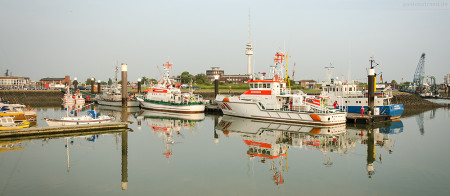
338,104,404,118
45,118,114,126
137,98,205,113
216,101,346,126
97,100,140,107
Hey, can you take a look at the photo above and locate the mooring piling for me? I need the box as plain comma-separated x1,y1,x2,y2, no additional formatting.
90,77,95,94
137,78,141,94
73,77,78,92
121,63,128,108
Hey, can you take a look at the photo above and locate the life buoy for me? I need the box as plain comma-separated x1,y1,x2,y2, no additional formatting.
190,97,195,102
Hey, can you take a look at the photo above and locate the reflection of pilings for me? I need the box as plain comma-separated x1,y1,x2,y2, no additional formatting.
367,128,375,178
214,116,219,143
121,106,129,190
121,131,128,190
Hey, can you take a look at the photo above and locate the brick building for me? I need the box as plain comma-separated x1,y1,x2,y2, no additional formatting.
299,80,317,89
206,67,250,84
39,76,71,88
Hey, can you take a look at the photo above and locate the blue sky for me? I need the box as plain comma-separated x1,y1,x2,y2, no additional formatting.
0,0,449,83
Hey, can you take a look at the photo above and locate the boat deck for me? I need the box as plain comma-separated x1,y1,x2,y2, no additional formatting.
346,113,391,124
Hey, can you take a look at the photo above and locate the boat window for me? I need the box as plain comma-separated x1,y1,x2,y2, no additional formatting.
344,87,346,91
263,84,267,88
259,83,263,88
349,88,352,91
267,83,271,88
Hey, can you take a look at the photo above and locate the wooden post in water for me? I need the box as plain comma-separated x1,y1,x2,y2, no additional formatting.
137,78,141,94
121,64,128,108
90,78,95,94
214,75,219,98
73,78,78,92
97,80,101,94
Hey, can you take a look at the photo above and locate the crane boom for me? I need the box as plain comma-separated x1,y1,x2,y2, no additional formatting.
413,53,425,85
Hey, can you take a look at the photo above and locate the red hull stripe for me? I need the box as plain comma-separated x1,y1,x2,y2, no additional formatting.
243,140,272,148
248,80,287,83
243,90,272,95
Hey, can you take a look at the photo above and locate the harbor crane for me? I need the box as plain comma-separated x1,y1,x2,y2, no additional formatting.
411,53,439,97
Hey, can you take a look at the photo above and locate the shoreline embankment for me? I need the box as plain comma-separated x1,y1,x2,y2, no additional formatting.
392,91,444,117
0,90,64,107
0,90,445,116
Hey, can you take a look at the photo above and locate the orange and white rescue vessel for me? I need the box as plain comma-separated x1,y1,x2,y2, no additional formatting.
216,79,346,126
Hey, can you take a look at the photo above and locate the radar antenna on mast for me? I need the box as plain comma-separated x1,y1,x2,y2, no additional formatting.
325,63,335,84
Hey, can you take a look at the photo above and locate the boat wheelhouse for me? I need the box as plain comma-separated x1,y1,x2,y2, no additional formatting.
320,80,404,119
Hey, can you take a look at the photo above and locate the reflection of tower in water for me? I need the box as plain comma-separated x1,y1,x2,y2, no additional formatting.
366,128,375,178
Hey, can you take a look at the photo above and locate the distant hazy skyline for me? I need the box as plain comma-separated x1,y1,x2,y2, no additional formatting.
0,0,449,83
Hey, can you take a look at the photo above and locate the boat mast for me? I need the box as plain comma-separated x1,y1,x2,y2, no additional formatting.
162,60,173,87
325,63,334,84
285,53,290,89
114,61,119,88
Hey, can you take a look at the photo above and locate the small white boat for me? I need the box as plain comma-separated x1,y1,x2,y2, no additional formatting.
96,65,140,107
45,110,114,126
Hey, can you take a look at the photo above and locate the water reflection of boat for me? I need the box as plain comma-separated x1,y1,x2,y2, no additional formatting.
137,110,205,121
346,120,404,178
216,115,404,181
0,141,24,153
139,111,205,160
97,105,141,114
215,115,347,185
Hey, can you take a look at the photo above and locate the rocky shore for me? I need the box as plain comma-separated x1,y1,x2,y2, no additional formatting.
391,91,444,117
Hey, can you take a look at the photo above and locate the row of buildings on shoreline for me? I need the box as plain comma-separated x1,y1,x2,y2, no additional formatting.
2,69,449,91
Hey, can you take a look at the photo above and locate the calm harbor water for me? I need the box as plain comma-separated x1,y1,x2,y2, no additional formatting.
1,103,450,195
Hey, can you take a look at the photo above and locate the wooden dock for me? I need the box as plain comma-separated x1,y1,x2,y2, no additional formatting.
0,122,129,140
205,104,222,114
346,113,391,124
